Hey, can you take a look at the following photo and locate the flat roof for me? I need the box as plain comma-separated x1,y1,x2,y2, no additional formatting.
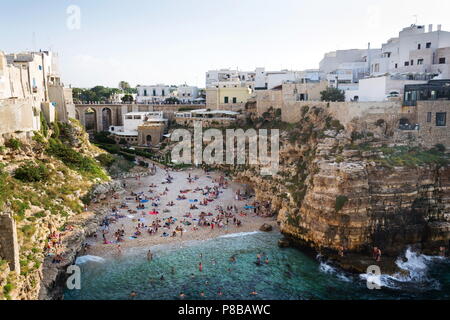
188,109,240,116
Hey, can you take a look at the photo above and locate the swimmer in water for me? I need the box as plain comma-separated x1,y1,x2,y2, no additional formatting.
218,288,223,296
250,290,258,296
199,262,203,272
200,291,205,297
179,292,185,299
130,291,137,298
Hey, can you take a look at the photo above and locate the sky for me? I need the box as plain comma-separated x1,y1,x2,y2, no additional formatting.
1,0,450,88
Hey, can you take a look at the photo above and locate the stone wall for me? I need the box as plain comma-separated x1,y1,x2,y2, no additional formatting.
281,100,404,128
255,89,283,116
0,98,39,144
0,214,20,273
416,101,450,148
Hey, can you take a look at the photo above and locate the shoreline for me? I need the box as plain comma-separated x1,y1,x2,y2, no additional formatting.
81,163,278,260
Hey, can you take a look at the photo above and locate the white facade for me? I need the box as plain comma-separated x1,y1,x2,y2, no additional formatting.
345,75,427,102
207,68,319,90
319,49,380,76
136,85,173,103
0,50,73,127
370,24,450,79
176,85,199,102
110,111,167,136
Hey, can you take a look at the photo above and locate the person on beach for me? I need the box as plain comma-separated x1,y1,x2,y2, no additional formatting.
147,250,153,261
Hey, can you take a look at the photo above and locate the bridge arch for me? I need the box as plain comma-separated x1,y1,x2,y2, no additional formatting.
102,107,113,131
84,107,97,133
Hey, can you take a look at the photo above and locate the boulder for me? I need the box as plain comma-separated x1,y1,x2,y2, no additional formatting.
278,238,290,248
259,223,273,232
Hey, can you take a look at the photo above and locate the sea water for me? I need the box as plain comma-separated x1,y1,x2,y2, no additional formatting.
64,232,450,300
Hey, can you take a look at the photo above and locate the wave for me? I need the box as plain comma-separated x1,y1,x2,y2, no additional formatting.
319,261,352,282
219,231,261,239
75,255,106,265
359,247,446,290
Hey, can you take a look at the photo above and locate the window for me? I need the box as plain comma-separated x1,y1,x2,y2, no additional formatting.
162,90,165,96
153,90,156,96
418,44,421,50
418,59,424,65
224,97,229,103
410,60,414,66
404,61,410,66
427,112,432,123
395,63,398,69
232,97,237,104
426,42,432,48
144,89,147,96
439,57,446,64
436,112,447,126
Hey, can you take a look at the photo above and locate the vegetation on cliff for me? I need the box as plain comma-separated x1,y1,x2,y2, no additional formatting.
0,119,130,300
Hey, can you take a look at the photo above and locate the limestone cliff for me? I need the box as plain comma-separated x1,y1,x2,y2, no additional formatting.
0,120,111,300
233,105,450,272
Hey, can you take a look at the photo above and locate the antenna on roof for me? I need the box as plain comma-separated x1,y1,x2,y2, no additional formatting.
413,14,418,25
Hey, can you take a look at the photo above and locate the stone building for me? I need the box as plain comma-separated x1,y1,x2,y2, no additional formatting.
0,50,75,143
174,109,240,127
255,81,327,116
206,81,252,111
109,111,168,146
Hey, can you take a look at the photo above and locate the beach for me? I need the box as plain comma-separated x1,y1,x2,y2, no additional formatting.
83,163,278,258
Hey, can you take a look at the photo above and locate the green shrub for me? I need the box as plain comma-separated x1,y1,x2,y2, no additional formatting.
13,162,50,182
335,195,349,213
434,144,446,153
40,112,48,137
96,153,115,167
94,131,116,144
46,139,108,180
5,138,22,150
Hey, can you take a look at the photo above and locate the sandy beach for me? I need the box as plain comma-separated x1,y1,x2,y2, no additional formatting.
84,164,278,258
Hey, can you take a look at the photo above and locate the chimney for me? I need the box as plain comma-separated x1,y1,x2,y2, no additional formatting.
438,24,442,31
429,24,433,32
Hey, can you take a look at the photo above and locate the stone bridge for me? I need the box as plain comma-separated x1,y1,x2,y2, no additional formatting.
75,103,205,133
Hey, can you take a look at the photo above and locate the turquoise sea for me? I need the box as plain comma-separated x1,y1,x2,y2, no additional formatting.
64,232,450,300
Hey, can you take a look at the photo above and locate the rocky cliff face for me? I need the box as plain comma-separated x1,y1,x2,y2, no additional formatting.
0,120,111,300
233,105,450,272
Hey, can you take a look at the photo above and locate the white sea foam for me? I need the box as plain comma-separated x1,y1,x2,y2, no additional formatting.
319,261,352,282
75,255,105,265
219,231,261,239
359,247,446,290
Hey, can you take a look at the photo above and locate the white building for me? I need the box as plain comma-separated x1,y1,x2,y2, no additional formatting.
369,24,450,79
0,50,74,133
136,84,174,103
176,84,199,103
206,68,319,90
109,111,167,136
345,75,427,102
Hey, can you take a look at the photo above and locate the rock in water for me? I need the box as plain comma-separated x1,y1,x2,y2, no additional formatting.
278,238,290,248
259,223,273,232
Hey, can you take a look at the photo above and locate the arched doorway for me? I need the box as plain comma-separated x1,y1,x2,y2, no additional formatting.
102,108,112,131
146,135,152,146
84,108,97,133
